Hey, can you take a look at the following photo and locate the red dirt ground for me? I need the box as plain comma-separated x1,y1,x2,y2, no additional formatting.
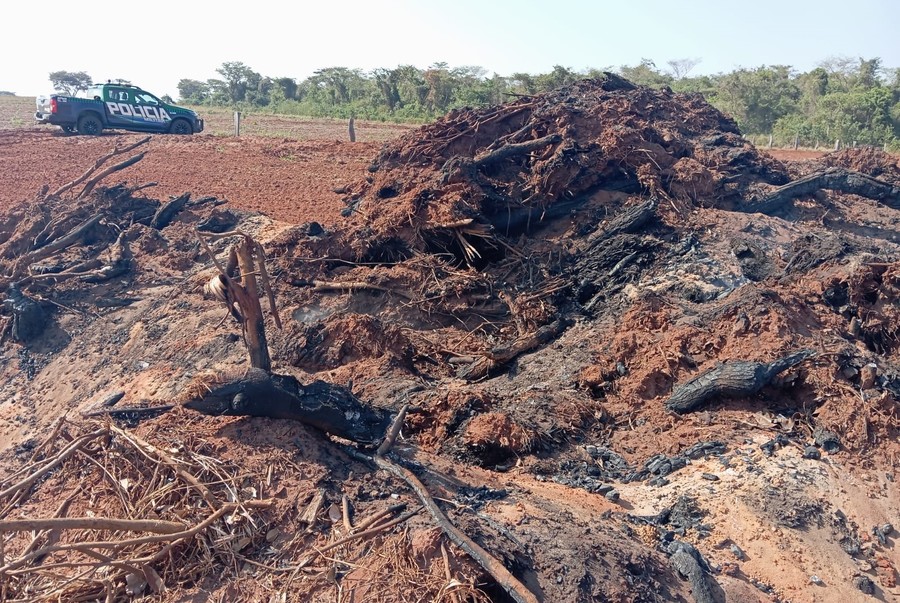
0,127,405,225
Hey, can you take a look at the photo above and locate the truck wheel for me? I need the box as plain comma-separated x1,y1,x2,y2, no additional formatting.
169,119,193,135
77,114,103,136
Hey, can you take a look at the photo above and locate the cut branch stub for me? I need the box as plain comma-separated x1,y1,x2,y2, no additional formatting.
199,231,281,372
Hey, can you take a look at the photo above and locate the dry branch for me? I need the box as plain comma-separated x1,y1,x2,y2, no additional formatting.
0,429,106,501
108,425,220,509
373,454,539,603
10,215,102,280
473,134,561,168
199,231,281,370
50,136,151,198
0,500,273,575
458,317,572,380
0,517,186,535
78,152,146,198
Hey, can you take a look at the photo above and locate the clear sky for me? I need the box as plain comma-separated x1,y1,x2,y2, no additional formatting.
3,0,898,99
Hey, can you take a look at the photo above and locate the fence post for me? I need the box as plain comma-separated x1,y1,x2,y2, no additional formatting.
834,139,840,151
767,134,773,148
234,111,241,137
348,117,356,143
793,133,799,150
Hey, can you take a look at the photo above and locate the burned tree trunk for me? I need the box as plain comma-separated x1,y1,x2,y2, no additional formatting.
665,349,815,413
183,368,391,446
746,168,900,214
586,198,657,247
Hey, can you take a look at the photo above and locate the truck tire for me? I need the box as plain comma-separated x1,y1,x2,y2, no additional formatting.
77,114,103,136
169,119,193,135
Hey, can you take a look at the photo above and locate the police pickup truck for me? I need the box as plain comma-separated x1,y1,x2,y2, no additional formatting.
35,82,203,135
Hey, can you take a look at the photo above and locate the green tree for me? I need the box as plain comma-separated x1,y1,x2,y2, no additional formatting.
509,72,538,95
618,59,672,88
177,79,210,104
535,65,579,91
48,71,93,95
216,62,261,104
273,77,298,101
712,66,799,134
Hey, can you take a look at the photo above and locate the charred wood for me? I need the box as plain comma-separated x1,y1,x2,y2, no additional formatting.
586,199,657,248
183,367,391,446
151,193,191,230
457,317,572,381
474,134,562,168
746,168,900,215
664,349,816,414
4,286,47,342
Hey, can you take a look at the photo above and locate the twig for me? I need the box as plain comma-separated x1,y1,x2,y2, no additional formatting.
341,495,354,533
108,425,220,508
373,455,539,603
0,517,186,535
351,503,407,534
442,543,463,603
0,429,106,501
0,500,272,574
376,404,409,456
299,507,421,566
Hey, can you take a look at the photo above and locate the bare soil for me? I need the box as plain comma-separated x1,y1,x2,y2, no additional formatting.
0,82,898,603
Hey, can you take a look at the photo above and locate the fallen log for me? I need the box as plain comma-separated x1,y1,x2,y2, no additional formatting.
664,349,816,414
746,167,900,214
457,317,572,381
182,367,392,446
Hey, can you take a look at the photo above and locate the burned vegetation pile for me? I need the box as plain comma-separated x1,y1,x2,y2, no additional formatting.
308,74,787,265
1,76,900,603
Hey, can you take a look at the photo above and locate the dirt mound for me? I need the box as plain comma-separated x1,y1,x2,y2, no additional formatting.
1,79,899,603
312,75,787,264
820,147,900,183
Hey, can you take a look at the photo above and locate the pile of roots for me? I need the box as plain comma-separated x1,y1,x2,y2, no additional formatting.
310,74,787,264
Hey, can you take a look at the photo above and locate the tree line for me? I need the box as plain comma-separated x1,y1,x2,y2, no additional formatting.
49,58,900,148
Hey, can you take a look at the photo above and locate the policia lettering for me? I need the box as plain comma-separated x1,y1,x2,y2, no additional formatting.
106,102,171,123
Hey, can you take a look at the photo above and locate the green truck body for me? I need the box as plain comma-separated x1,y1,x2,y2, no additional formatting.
35,83,203,135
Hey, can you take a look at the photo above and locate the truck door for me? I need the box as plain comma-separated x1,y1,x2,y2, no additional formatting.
133,91,172,131
104,87,137,128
